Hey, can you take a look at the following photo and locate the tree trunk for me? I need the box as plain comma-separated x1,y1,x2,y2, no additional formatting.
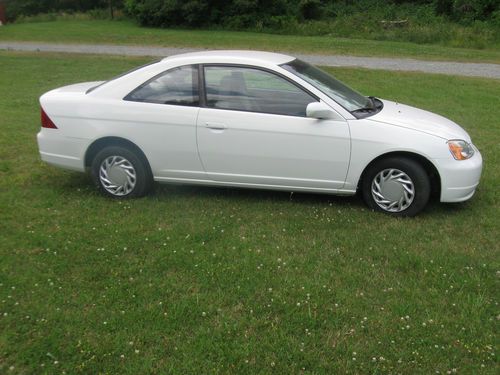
109,0,114,19
0,1,6,24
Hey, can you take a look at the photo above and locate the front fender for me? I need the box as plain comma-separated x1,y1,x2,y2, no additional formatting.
345,119,448,190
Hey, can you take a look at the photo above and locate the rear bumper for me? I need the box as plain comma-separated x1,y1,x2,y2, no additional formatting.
435,148,483,203
37,129,86,172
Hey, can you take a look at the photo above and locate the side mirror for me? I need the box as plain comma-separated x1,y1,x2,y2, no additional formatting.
306,102,342,120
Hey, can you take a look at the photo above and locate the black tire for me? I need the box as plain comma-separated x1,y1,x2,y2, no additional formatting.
361,157,431,217
91,145,153,198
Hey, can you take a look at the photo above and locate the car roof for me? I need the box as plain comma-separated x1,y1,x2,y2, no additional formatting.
161,50,295,66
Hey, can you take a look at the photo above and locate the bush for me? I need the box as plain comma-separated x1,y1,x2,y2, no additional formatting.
123,0,298,28
299,0,323,20
4,0,122,21
4,0,499,49
451,0,499,22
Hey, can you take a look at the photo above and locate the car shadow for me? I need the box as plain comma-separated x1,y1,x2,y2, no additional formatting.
60,172,471,217
61,172,363,208
154,181,365,208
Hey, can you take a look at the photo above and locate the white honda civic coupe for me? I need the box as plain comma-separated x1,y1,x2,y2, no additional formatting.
37,50,482,216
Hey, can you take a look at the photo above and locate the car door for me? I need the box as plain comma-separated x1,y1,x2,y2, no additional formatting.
196,65,351,190
120,64,204,180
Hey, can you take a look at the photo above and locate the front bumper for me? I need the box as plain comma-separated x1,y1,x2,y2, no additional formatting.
434,148,483,203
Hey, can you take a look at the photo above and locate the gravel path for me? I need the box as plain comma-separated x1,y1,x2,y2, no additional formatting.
2,41,499,79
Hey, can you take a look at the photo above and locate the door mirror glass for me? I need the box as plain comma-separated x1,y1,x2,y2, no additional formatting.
306,102,341,120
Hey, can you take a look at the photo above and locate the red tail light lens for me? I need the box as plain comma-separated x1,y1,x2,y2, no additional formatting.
41,108,58,129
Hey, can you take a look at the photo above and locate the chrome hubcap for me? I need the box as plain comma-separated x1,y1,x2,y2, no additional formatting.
99,156,136,196
371,168,415,212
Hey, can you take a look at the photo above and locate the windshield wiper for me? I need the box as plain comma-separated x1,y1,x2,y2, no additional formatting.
369,96,383,109
352,97,383,113
351,106,375,114
351,97,383,118
352,97,373,113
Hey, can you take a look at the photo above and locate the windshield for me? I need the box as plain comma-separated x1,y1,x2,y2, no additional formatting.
281,59,371,112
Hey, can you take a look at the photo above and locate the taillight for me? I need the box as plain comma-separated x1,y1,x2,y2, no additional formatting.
41,108,58,129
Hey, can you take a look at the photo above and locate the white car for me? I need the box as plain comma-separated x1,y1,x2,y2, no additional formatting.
37,51,482,216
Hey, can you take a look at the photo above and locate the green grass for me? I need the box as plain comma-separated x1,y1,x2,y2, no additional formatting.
0,51,499,374
1,20,500,63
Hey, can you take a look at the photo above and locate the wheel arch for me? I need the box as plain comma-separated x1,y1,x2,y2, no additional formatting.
84,137,152,175
358,151,441,199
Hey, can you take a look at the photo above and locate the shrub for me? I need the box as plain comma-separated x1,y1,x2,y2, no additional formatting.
4,0,122,21
124,0,298,28
299,0,323,20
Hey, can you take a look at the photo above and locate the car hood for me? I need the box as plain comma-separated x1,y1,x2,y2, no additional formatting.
367,99,471,141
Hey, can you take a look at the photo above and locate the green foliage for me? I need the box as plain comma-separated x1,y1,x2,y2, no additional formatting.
4,1,499,48
433,0,500,22
299,0,324,20
5,0,499,26
123,0,295,28
122,0,499,28
123,0,211,27
117,0,500,48
4,0,122,21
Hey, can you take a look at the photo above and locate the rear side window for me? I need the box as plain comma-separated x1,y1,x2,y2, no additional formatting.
204,66,317,117
87,59,160,94
125,65,199,106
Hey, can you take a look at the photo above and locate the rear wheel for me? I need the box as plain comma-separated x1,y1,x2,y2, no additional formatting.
362,157,430,217
91,146,153,198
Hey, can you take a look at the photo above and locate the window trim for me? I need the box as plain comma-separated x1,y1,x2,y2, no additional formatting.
198,64,207,108
201,63,320,118
123,64,200,107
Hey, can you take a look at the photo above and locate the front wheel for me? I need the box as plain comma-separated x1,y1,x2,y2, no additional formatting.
91,146,153,198
362,157,431,217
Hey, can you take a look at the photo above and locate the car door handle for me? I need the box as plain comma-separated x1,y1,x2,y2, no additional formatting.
205,122,226,130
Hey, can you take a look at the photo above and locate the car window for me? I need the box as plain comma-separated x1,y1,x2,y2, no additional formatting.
87,59,160,94
204,66,317,117
125,65,199,106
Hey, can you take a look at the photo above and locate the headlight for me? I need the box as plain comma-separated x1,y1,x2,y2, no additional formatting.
447,139,474,160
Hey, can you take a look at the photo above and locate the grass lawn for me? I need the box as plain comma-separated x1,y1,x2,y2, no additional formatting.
0,51,498,374
1,20,500,64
